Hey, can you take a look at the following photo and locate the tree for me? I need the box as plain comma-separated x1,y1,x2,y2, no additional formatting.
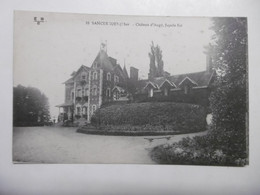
13,85,51,126
148,42,164,79
208,18,248,163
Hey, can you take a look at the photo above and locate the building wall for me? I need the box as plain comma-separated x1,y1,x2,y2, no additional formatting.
135,87,211,107
65,83,74,103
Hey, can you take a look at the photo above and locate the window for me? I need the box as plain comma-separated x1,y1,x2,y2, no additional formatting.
113,91,119,100
77,89,81,97
77,107,81,115
85,88,89,96
114,75,119,83
81,72,87,80
106,88,111,97
92,86,97,96
92,105,97,113
107,72,111,81
164,88,168,96
184,85,189,94
148,88,153,97
82,107,87,115
93,61,98,68
71,92,74,100
93,72,97,80
82,89,85,97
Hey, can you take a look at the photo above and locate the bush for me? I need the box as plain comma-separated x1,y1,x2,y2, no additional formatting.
151,134,248,166
91,102,207,132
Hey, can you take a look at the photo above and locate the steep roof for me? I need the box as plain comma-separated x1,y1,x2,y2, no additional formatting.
167,71,213,87
140,70,214,91
63,65,90,84
92,50,117,72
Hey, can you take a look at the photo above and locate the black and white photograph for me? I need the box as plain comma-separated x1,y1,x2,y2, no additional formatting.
13,11,248,166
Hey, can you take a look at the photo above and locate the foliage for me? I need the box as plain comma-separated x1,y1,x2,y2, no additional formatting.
13,85,50,126
208,17,248,161
151,134,247,166
91,102,207,132
150,18,248,166
149,41,164,78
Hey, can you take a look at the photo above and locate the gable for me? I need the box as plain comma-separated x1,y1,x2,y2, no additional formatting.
178,77,198,87
159,79,176,89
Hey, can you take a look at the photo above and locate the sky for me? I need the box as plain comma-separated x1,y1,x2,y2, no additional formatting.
13,11,213,118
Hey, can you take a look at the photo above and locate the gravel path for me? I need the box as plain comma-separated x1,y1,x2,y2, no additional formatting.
13,127,208,164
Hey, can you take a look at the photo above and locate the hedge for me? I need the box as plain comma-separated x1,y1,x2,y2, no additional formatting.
91,102,207,132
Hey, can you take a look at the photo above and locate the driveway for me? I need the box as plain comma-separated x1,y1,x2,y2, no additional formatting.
13,127,208,164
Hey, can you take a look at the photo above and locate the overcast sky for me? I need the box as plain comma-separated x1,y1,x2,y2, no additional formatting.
13,11,213,118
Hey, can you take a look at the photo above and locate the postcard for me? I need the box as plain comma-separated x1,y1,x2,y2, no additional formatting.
13,11,248,165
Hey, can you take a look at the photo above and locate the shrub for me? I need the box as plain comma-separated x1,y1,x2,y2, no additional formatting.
151,134,247,166
91,102,207,132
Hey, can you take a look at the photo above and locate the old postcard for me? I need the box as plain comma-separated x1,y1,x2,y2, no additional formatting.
13,11,248,165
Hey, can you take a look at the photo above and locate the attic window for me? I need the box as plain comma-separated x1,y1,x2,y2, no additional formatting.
93,62,98,68
163,88,169,96
107,72,111,81
114,75,119,83
148,88,154,97
184,85,189,94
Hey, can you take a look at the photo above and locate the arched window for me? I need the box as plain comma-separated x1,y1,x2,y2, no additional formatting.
93,71,97,80
81,72,87,80
77,88,82,97
107,72,111,81
92,86,97,96
106,88,111,97
114,75,119,83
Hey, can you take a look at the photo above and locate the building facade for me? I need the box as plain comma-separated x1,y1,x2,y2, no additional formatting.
57,44,134,123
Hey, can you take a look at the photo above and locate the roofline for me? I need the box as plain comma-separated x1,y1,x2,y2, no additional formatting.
178,76,198,86
144,81,158,89
159,79,177,88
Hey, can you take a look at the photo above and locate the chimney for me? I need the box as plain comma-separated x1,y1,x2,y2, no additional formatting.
130,67,139,81
206,54,213,73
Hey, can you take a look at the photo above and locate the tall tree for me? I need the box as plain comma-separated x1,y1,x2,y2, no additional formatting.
148,42,164,79
13,85,50,126
208,18,248,162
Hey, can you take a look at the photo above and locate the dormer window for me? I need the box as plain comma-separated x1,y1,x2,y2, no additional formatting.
184,85,189,94
164,88,169,96
114,75,119,83
148,88,154,97
107,72,111,81
93,61,98,69
81,72,87,81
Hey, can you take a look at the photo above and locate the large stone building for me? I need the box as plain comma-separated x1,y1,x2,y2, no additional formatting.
57,43,137,123
57,43,215,123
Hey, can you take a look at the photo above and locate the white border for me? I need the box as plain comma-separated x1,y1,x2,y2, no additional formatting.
1,0,260,194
